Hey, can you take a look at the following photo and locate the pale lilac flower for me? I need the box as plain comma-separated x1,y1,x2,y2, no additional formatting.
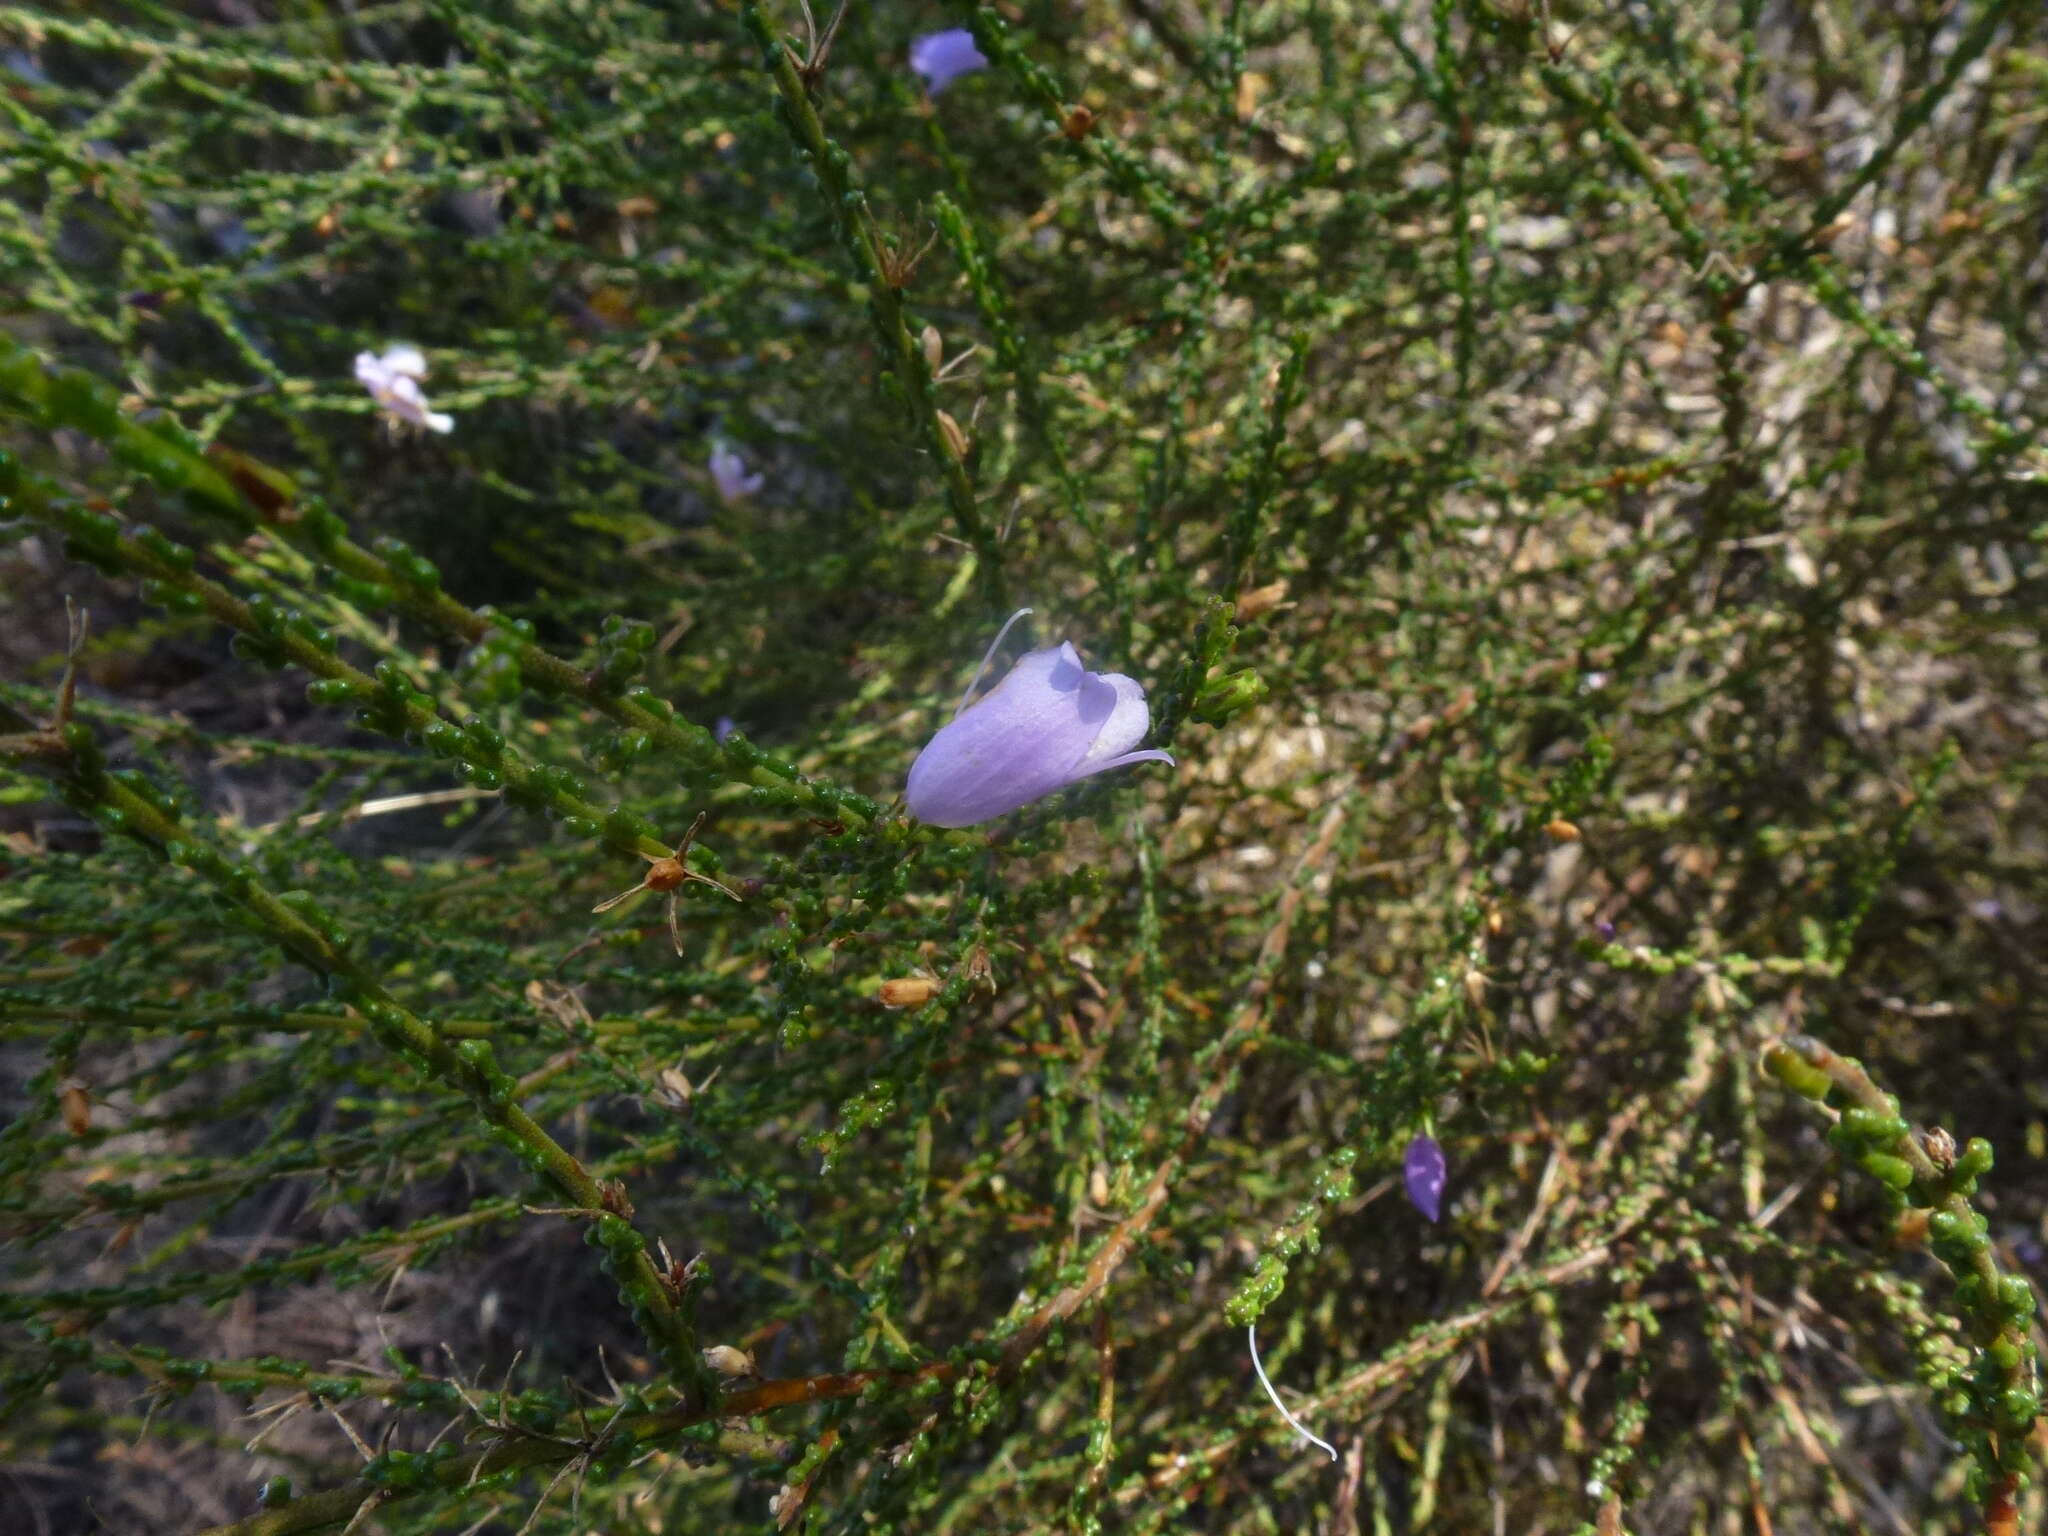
354,345,452,434
905,608,1174,828
1404,1134,1446,1223
909,29,987,94
709,444,764,505
714,716,737,745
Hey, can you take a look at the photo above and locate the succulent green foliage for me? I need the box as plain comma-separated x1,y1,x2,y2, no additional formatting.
3,2,2046,1534
1765,1036,2039,1519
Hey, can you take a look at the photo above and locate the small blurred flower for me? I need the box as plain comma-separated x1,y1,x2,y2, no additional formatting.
905,609,1175,828
909,29,987,94
709,444,764,504
355,345,452,434
1404,1133,1446,1223
714,715,737,744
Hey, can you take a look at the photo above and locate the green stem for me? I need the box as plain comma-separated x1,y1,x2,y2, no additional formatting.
0,705,717,1406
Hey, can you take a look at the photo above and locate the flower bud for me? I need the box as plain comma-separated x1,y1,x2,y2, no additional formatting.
1404,1134,1446,1222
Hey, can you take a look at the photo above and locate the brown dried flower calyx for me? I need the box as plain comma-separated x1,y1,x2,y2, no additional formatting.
593,812,742,955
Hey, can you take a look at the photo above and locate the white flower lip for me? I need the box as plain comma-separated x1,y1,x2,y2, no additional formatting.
355,345,453,434
905,622,1175,828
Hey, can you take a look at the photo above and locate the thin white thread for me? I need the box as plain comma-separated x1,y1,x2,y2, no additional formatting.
1247,1323,1337,1461
957,606,1034,717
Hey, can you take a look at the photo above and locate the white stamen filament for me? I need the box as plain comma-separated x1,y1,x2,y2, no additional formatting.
957,606,1033,717
1247,1323,1337,1461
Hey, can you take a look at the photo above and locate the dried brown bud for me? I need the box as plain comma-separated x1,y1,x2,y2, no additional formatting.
880,976,938,1009
1812,211,1856,247
1234,579,1290,623
921,324,944,373
616,195,659,218
1060,103,1098,141
935,410,971,463
1701,971,1729,1014
1920,1126,1956,1170
1234,71,1267,121
1544,818,1581,843
702,1343,757,1378
60,1081,91,1137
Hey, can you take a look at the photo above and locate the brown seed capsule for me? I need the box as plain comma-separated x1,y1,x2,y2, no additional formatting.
1544,818,1581,843
879,977,938,1009
60,1081,91,1136
315,209,339,238
935,410,971,463
616,195,658,218
1060,103,1098,141
921,324,944,374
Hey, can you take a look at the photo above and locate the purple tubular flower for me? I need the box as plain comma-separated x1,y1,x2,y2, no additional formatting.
905,611,1174,828
909,28,988,95
1404,1134,1446,1223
